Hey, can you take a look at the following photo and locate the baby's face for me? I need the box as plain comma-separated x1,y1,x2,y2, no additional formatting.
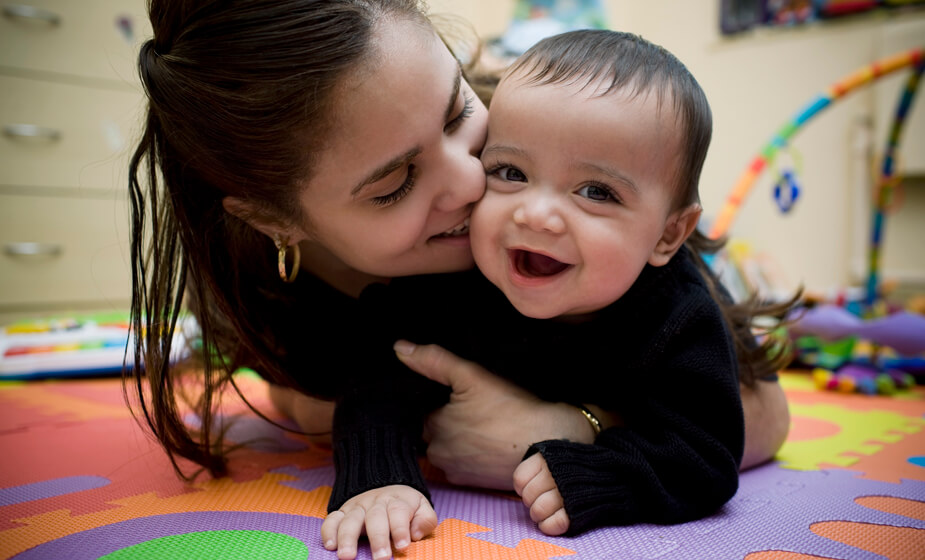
472,75,685,319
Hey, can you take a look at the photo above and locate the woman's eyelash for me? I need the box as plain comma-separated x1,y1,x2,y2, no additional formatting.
444,93,474,133
372,165,416,206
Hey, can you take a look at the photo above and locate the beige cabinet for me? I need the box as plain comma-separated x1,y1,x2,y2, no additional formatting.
0,193,131,308
0,0,149,323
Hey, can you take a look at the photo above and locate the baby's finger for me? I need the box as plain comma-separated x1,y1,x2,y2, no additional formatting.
528,488,564,523
364,503,394,560
513,454,544,497
335,507,367,560
518,472,557,508
536,507,570,536
409,500,439,542
321,510,344,551
387,499,413,550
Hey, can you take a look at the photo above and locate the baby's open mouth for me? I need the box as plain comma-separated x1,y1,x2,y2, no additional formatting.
436,218,469,237
511,249,571,278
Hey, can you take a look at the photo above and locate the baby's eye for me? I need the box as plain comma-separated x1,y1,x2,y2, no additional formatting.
495,166,527,182
576,184,618,203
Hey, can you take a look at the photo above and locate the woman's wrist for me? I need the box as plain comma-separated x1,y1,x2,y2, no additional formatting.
547,402,603,444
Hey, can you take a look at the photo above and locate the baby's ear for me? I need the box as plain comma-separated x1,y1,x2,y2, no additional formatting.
648,204,701,267
222,196,309,245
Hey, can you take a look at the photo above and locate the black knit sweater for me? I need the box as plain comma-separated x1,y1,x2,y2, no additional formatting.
331,246,745,535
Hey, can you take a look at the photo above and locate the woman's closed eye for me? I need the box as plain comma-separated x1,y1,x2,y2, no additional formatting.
444,93,474,134
576,183,620,204
371,91,473,208
372,164,416,207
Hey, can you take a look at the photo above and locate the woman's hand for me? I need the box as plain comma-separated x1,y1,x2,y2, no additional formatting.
513,454,570,536
393,341,597,490
320,485,437,560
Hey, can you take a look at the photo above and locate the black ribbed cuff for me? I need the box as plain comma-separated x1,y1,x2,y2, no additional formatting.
527,440,640,535
328,425,430,512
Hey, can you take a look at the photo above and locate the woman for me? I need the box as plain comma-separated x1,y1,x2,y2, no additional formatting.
128,0,790,555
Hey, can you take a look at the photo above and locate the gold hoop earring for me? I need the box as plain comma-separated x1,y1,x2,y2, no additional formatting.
274,236,300,283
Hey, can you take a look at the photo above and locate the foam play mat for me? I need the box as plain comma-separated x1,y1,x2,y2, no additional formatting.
2,372,924,559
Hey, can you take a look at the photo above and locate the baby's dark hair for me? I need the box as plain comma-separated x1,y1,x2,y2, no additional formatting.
509,30,799,385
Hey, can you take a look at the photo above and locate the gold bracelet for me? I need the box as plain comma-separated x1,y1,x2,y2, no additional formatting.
575,404,602,436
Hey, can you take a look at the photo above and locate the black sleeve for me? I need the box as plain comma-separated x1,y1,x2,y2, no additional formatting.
328,376,443,512
327,281,451,512
526,298,744,535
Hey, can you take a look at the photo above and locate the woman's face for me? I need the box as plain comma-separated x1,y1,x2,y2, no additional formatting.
296,17,488,278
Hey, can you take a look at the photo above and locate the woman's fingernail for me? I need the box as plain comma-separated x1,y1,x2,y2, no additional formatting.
373,548,391,559
324,540,335,550
393,340,415,355
395,539,409,549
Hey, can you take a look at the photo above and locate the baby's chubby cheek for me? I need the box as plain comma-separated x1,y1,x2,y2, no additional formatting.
467,201,497,274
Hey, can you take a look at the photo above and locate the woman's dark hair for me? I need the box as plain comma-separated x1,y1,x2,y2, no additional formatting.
126,0,439,479
508,30,800,385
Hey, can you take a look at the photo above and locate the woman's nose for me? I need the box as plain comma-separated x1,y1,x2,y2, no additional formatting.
433,147,485,212
513,193,566,234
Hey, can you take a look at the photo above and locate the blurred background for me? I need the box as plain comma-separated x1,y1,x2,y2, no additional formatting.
1,0,924,326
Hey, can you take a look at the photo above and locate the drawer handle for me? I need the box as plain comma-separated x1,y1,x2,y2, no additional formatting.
3,124,61,140
2,4,61,26
4,242,63,257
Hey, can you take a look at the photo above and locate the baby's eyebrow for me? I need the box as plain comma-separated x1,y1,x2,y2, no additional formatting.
575,162,638,192
481,144,530,160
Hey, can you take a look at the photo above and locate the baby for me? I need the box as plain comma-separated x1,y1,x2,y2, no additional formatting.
324,29,789,558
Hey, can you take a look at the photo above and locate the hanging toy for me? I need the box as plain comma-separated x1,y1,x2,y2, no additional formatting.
773,170,801,212
772,146,802,213
708,48,924,240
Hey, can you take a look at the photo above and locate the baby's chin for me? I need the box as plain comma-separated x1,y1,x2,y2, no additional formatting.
493,280,606,321
513,301,599,322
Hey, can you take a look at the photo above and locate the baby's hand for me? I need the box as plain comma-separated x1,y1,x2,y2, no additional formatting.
513,453,570,536
321,485,437,560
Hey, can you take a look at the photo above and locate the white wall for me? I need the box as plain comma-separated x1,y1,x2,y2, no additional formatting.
430,0,925,297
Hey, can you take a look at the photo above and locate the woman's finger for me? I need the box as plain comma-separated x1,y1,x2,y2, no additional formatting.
393,341,478,392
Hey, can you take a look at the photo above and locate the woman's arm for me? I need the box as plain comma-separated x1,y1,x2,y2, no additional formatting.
395,342,791,485
740,378,791,470
269,344,791,488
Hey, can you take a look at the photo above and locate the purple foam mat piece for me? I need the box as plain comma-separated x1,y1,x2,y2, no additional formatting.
791,305,925,355
0,476,110,507
429,464,925,559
